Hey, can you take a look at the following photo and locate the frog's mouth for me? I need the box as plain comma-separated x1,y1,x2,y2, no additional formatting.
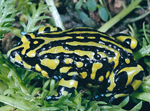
7,47,39,71
7,49,23,66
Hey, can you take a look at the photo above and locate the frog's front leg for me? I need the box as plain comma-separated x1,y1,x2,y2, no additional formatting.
46,71,79,101
108,64,144,103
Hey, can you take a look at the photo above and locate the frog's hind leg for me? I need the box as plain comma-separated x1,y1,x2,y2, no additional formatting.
109,64,144,103
113,34,139,51
46,71,79,101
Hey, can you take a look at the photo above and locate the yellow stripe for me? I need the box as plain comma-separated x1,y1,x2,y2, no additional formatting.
107,51,120,68
64,58,73,64
76,36,84,39
76,62,83,68
91,63,103,80
66,31,102,35
80,72,87,79
118,65,144,86
107,72,116,91
68,72,78,76
98,76,104,82
97,52,107,58
35,64,42,72
114,93,128,99
33,41,38,44
39,46,73,55
125,58,130,64
59,78,78,89
23,61,31,70
88,36,96,39
14,53,22,62
41,70,49,78
105,71,110,79
38,26,47,34
100,37,132,53
41,59,60,70
26,50,36,57
60,67,72,73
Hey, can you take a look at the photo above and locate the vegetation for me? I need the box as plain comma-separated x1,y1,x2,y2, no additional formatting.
0,0,150,110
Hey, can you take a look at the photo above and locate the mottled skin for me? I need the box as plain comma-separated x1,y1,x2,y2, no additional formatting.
7,26,144,102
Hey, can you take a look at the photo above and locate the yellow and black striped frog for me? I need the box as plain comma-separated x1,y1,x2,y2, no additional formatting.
7,26,144,102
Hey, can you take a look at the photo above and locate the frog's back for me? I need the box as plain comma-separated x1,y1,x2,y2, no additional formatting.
30,27,135,79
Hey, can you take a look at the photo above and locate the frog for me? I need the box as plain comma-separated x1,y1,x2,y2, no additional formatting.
7,26,144,103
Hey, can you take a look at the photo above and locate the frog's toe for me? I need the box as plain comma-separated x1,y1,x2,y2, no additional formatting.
46,95,61,101
109,96,115,103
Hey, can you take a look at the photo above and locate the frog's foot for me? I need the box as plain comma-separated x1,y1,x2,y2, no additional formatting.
46,71,79,101
46,95,61,101
46,86,74,101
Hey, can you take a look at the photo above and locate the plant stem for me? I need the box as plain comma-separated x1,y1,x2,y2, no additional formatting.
124,10,150,23
45,0,65,30
98,0,143,32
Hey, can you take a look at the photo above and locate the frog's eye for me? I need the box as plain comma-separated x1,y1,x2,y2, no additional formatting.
37,26,62,35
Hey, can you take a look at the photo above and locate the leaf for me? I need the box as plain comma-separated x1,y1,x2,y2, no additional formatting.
43,80,51,90
0,81,7,95
0,95,33,110
21,3,50,32
36,107,60,111
0,105,13,111
130,101,142,111
0,0,16,33
77,11,96,27
98,6,109,22
50,79,56,93
75,0,83,10
131,90,150,102
86,0,97,12
118,96,129,108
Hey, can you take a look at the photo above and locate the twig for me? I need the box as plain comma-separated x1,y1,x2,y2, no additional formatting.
98,0,143,32
45,0,65,30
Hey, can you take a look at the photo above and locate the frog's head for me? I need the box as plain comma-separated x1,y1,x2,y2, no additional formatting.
7,33,39,70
